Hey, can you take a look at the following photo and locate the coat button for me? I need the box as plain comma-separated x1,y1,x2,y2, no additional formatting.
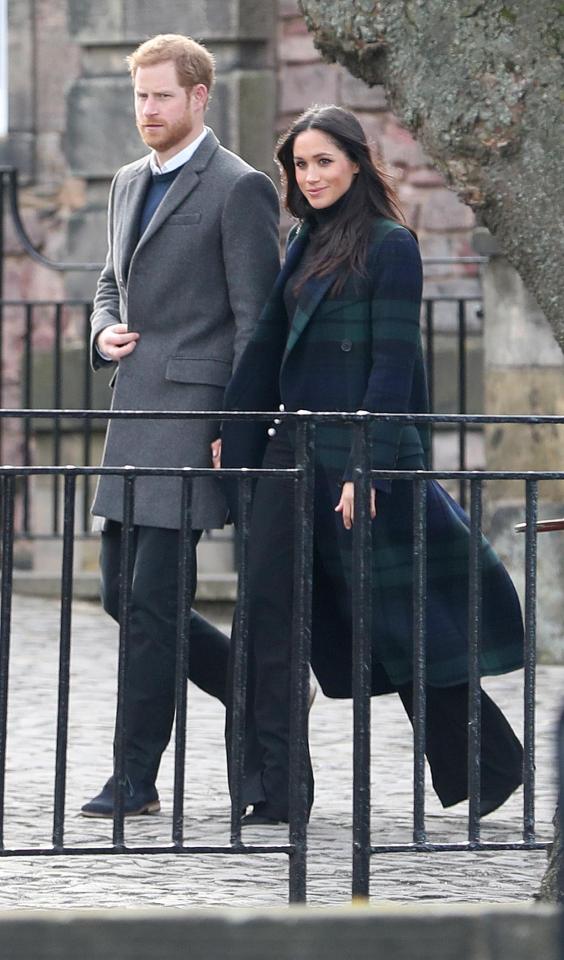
267,427,277,438
340,339,352,352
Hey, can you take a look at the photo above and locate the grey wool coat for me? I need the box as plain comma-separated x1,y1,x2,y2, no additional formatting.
90,129,280,530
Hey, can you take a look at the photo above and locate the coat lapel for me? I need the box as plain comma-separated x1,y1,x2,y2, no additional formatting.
121,161,151,278
281,228,338,367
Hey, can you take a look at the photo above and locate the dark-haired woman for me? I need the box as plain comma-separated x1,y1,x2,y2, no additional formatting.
221,106,523,826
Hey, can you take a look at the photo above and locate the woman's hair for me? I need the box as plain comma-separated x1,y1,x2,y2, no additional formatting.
276,105,407,293
126,34,215,99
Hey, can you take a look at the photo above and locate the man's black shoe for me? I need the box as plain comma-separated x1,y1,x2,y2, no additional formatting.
80,776,160,818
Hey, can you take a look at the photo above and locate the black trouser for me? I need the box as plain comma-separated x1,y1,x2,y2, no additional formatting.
101,521,230,788
396,682,522,808
240,427,522,819
230,427,315,820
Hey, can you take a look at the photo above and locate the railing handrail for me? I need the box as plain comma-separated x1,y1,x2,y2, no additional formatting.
0,465,560,481
0,408,562,425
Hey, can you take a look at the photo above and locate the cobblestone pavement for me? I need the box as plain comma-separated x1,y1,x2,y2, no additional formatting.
0,594,560,909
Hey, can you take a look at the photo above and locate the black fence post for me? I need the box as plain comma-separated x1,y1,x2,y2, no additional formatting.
0,474,15,851
0,168,4,302
113,471,136,849
228,476,252,847
467,478,483,842
523,479,538,844
288,417,315,904
412,477,428,845
172,474,193,849
558,709,564,953
351,420,373,899
52,473,76,850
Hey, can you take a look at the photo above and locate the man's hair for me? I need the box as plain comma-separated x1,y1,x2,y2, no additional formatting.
126,34,215,96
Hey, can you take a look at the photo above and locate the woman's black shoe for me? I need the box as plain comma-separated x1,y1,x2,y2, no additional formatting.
241,804,286,826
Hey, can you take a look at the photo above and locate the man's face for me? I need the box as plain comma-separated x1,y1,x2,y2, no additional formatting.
134,60,206,162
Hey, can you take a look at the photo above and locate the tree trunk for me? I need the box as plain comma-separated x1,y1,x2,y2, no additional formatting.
538,806,563,903
299,0,564,901
298,0,564,348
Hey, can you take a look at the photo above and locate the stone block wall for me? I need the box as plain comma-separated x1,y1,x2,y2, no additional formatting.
277,2,480,301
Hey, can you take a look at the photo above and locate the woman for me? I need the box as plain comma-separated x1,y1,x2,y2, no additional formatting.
220,106,523,826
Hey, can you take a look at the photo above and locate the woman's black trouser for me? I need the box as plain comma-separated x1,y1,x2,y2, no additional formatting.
240,427,522,817
234,426,315,820
396,682,522,808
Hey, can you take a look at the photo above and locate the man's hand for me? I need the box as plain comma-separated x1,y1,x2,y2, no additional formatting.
211,438,222,469
335,481,377,530
96,323,139,361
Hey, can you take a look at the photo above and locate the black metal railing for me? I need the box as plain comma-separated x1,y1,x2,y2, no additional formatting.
558,708,564,953
0,296,483,541
0,408,558,903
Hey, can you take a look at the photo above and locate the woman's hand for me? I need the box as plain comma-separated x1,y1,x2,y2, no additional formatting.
335,482,377,530
211,438,222,469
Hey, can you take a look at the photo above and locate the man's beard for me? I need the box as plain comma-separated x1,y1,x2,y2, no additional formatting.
137,115,193,154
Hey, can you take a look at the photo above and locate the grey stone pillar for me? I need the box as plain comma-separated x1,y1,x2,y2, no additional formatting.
475,229,564,663
64,0,277,298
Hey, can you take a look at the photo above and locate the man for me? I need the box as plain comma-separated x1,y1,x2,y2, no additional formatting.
81,34,280,817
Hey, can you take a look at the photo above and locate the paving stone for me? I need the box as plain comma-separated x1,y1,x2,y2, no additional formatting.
0,594,557,909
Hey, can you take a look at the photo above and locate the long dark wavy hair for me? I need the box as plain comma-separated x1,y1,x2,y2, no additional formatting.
276,105,408,294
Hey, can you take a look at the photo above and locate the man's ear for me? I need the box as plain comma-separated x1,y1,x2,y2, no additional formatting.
190,84,209,111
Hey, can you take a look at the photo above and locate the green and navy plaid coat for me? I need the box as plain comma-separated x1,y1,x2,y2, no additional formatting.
222,218,524,697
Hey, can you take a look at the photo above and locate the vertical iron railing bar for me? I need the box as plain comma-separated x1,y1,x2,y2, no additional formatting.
82,304,93,535
0,171,4,301
351,421,373,899
412,477,428,844
113,473,135,848
52,474,76,850
52,304,63,535
558,709,564,938
22,304,33,535
288,419,314,904
0,476,15,850
0,175,4,471
172,476,193,848
458,301,467,510
229,476,252,846
467,478,483,843
0,300,3,461
425,300,434,469
523,479,538,842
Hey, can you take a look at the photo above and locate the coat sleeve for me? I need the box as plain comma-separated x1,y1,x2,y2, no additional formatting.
343,226,424,491
221,170,281,370
89,171,121,371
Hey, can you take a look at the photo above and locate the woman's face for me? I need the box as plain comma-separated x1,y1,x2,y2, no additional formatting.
293,129,359,209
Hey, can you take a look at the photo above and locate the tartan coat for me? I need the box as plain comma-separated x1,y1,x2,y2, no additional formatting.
222,217,524,698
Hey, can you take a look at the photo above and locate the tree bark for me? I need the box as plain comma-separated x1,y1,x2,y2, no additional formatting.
299,0,564,902
298,0,564,348
538,806,563,903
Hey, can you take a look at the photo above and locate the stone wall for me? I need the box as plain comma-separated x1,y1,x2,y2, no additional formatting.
277,1,480,301
0,904,557,960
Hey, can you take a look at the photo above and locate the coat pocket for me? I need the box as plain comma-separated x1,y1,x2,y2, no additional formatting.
167,213,202,225
165,357,231,386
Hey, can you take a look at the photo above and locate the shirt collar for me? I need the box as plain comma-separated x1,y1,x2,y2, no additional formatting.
149,126,209,175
